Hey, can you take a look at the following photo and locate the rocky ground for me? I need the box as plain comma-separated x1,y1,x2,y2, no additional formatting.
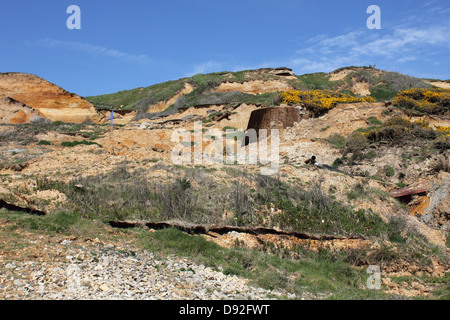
0,221,301,300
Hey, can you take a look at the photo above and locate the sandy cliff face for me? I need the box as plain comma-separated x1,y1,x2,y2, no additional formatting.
213,80,293,95
0,73,104,123
0,97,41,124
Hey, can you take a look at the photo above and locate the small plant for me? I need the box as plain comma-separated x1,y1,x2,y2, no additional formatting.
332,157,344,168
384,165,395,177
222,126,237,131
346,184,365,200
38,140,53,145
327,133,346,149
366,116,382,125
343,132,368,161
365,150,377,159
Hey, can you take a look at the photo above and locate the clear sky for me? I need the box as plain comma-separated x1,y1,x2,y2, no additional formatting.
0,0,449,96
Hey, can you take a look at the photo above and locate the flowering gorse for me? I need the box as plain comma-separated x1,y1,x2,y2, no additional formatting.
395,88,450,115
279,90,376,116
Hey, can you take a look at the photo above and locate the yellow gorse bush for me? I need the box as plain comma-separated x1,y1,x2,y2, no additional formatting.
436,126,450,137
395,88,450,115
280,90,375,115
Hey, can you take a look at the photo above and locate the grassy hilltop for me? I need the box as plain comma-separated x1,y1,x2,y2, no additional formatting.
85,66,434,114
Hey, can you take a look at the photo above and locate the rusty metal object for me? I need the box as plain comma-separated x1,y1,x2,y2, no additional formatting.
246,107,305,133
389,181,432,198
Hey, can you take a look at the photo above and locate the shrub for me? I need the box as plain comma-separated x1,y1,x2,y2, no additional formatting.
369,83,398,101
382,72,431,92
271,181,393,237
352,70,375,84
366,116,437,145
395,88,450,115
29,115,51,125
222,126,237,132
365,150,377,159
429,155,450,173
343,132,368,161
366,116,382,125
327,133,346,149
384,165,395,177
332,157,344,168
38,140,53,145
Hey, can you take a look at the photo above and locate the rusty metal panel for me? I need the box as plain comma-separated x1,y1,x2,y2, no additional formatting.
247,107,303,132
389,181,432,198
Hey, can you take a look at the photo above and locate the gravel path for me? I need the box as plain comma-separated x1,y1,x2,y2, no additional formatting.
0,239,298,300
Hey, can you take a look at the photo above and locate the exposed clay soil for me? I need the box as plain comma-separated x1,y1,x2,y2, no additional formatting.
0,73,103,123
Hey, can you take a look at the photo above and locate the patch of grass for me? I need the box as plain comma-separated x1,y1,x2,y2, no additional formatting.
135,227,391,299
326,133,346,149
366,117,382,125
61,140,102,148
37,140,53,146
222,126,237,132
365,150,377,159
384,165,395,177
446,233,450,249
343,132,369,162
0,209,105,239
369,83,398,101
346,184,365,201
332,157,344,168
296,72,342,90
86,79,188,111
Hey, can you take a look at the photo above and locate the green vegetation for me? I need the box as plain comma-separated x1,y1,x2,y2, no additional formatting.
137,227,394,299
394,88,450,115
366,117,382,126
0,122,107,147
384,165,395,177
326,133,346,149
85,67,439,119
370,83,398,101
1,161,447,300
0,208,391,299
2,205,447,299
296,72,343,90
61,139,102,148
368,72,432,101
175,91,277,110
31,163,411,240
86,78,188,111
330,115,449,169
37,140,53,145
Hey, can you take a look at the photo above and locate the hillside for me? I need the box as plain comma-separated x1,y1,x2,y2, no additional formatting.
0,66,449,300
85,66,437,116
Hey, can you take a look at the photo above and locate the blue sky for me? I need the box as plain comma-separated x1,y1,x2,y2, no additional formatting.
0,0,449,96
